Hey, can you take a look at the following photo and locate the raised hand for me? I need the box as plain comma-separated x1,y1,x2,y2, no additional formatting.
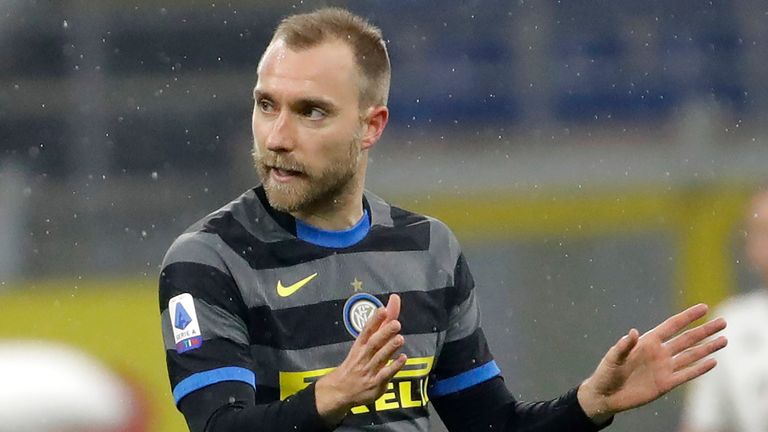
577,304,727,424
315,294,407,425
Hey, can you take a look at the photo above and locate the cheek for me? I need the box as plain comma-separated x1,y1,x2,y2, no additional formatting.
252,119,268,146
251,114,259,139
252,111,261,129
304,128,350,155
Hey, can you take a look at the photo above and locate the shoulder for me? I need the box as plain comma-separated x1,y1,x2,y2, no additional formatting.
162,189,262,270
384,200,458,243
715,289,768,320
387,202,463,268
387,199,458,235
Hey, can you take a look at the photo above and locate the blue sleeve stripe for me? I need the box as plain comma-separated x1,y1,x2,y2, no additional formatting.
429,360,501,397
173,367,256,404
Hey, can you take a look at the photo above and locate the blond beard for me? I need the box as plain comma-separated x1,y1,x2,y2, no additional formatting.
252,134,363,213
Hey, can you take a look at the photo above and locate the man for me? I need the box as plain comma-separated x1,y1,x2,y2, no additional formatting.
159,8,727,431
680,188,768,432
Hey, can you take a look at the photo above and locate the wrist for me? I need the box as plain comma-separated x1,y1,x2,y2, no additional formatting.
577,378,614,425
315,374,351,425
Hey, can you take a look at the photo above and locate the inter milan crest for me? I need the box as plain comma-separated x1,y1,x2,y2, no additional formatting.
343,293,384,338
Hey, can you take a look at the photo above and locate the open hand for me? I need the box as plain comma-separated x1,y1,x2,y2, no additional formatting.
577,303,727,424
315,294,407,424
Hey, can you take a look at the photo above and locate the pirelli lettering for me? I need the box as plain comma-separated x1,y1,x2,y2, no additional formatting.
279,357,433,413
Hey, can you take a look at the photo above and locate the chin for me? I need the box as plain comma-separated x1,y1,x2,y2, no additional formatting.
263,185,308,213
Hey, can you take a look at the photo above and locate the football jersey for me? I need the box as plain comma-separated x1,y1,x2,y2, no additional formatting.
681,289,768,432
159,186,500,431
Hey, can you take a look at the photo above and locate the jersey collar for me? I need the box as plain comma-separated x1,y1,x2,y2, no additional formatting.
254,185,372,248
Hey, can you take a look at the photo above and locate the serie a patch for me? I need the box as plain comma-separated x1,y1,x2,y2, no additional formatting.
343,293,384,338
169,293,203,353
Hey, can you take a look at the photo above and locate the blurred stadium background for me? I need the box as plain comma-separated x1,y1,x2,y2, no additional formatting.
1,0,767,430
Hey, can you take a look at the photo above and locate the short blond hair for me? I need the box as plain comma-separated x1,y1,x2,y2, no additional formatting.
270,7,390,107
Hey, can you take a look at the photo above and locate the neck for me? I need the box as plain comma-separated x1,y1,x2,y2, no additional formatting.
291,166,367,231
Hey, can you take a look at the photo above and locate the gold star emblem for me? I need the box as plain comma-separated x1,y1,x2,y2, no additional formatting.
351,278,363,292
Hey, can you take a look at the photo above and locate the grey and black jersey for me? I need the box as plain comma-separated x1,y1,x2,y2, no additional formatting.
159,185,500,431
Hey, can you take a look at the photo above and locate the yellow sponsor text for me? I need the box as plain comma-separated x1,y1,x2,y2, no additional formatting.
279,356,434,414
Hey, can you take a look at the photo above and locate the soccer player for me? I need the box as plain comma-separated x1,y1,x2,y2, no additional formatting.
159,8,727,431
680,188,768,432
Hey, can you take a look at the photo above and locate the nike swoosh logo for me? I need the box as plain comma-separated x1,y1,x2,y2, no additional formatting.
277,273,318,297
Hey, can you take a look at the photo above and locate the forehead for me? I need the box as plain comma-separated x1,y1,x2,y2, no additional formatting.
256,39,359,103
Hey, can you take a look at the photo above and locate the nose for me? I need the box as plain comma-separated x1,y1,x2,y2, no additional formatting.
265,111,295,153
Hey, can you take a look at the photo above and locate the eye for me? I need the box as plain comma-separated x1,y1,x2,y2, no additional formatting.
257,99,275,114
302,107,327,120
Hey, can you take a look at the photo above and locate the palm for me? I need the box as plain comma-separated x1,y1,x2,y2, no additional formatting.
586,304,727,415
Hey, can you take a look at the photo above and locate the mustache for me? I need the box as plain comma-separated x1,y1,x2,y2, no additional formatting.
254,149,307,173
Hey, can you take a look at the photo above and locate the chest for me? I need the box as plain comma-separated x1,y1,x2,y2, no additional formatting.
237,250,452,363
722,320,768,401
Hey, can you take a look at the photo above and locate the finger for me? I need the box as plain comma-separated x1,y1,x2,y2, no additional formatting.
367,334,405,371
666,317,726,355
673,335,728,371
651,303,708,341
374,353,408,383
669,358,718,390
606,328,639,365
365,320,402,355
357,307,388,345
385,294,401,322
